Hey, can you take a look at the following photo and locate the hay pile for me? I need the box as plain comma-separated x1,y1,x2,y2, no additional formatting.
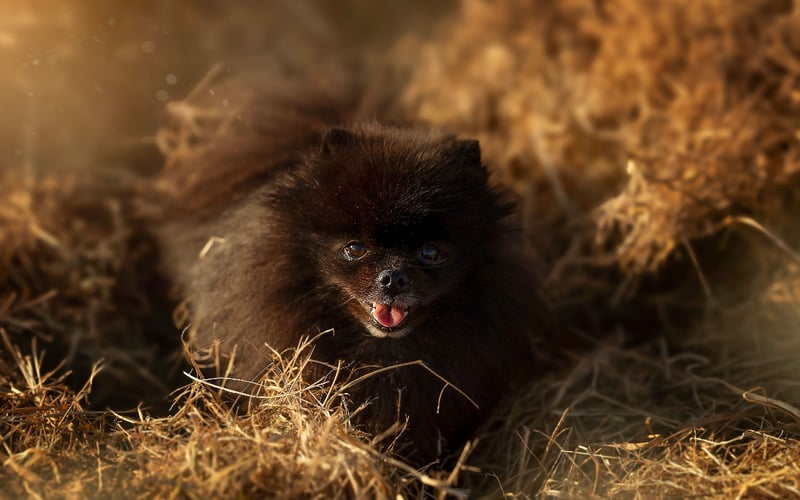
3,0,800,497
387,0,800,496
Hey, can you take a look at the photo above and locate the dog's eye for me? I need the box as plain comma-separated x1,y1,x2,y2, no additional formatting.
419,244,445,264
342,241,368,261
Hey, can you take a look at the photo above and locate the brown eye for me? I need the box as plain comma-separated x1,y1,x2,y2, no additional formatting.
343,241,367,261
419,243,444,264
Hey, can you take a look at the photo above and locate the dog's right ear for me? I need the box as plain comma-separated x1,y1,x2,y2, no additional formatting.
320,128,357,154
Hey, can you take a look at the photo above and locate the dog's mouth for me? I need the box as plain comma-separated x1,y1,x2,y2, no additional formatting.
370,302,409,329
359,301,411,338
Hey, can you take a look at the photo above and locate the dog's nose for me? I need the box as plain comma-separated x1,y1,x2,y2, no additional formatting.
376,269,410,294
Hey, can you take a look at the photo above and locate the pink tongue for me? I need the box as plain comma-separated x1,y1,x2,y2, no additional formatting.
372,303,408,328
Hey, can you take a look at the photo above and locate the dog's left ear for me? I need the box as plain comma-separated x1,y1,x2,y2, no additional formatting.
453,139,482,166
451,139,487,181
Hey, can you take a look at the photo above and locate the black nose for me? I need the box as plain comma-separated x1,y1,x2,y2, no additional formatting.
376,269,410,294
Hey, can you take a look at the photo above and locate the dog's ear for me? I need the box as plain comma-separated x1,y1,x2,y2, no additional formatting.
452,139,482,166
451,138,488,182
320,128,357,154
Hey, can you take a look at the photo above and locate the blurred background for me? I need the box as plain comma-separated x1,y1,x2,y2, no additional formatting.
0,0,453,174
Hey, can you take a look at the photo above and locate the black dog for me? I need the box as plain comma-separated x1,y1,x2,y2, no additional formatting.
152,75,553,464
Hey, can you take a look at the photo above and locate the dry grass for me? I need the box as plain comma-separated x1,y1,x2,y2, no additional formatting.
387,2,800,496
3,0,800,498
0,332,472,498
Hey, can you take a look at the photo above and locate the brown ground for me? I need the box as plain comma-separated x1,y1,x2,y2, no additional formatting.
2,1,800,498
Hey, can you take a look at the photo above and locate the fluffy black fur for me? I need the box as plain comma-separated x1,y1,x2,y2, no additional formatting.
153,75,553,464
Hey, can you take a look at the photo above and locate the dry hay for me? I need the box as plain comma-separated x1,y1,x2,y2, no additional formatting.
384,0,800,496
390,0,800,276
1,332,471,498
3,0,800,498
